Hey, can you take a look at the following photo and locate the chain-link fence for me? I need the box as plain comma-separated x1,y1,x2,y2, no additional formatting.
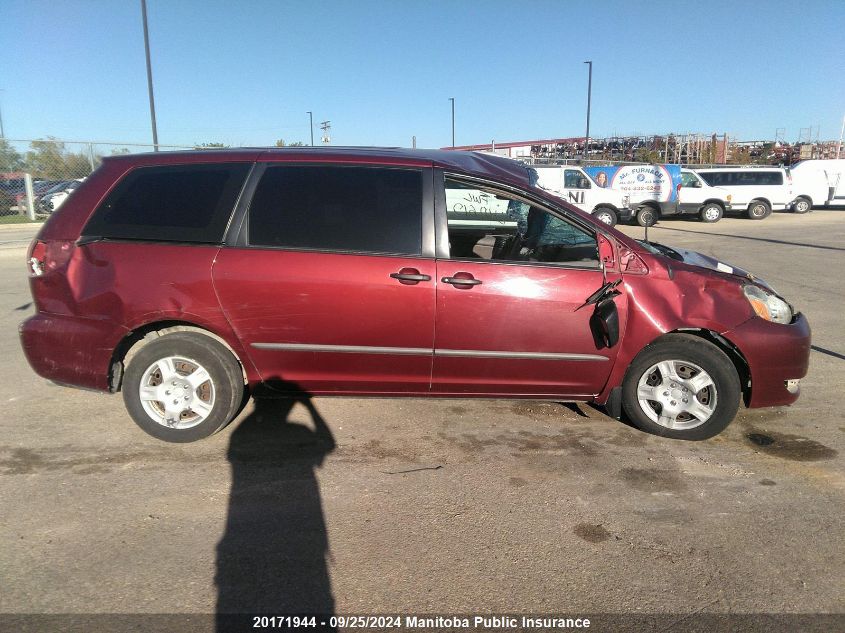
0,138,193,220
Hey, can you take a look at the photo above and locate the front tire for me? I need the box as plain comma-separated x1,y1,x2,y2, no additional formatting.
123,332,244,442
699,203,723,223
622,334,740,440
747,199,771,220
593,207,618,227
792,197,811,214
636,206,658,227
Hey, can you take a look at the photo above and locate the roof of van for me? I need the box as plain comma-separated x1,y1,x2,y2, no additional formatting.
101,147,533,187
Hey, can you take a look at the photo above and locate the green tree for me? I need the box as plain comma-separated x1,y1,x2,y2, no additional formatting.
25,138,93,179
275,139,286,147
0,139,24,173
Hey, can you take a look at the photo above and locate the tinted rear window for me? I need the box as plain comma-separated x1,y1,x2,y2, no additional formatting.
83,163,250,243
698,171,783,186
248,165,423,255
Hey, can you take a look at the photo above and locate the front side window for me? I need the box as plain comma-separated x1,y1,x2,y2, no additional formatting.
248,165,422,255
83,163,250,243
564,169,591,189
445,178,598,266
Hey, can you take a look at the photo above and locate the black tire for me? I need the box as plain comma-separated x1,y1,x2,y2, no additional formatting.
636,206,658,227
593,206,618,227
621,334,740,440
792,196,811,214
746,199,771,220
122,332,244,442
699,202,723,223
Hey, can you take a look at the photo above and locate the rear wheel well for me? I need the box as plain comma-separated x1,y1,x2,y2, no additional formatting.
656,329,751,406
109,320,246,392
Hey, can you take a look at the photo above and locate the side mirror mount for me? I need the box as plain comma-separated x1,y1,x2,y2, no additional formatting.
597,234,615,269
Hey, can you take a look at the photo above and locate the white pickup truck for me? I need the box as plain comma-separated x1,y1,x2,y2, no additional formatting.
530,166,632,226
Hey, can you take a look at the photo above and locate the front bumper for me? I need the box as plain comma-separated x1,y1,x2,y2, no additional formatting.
19,312,127,392
723,312,811,408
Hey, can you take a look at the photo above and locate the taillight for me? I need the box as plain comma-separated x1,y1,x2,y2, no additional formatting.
28,240,46,276
27,239,74,277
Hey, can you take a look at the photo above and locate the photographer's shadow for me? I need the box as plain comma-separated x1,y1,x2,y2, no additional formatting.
215,382,336,624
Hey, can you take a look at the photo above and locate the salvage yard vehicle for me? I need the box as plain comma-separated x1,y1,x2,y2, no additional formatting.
20,148,810,443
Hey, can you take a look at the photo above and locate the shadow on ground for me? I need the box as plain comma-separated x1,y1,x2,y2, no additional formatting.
216,384,335,629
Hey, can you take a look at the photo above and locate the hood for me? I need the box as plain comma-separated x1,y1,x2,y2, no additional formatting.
639,240,772,290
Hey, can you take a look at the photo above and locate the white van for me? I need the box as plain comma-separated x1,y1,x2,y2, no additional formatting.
530,166,632,226
789,159,845,208
694,167,792,219
676,170,733,223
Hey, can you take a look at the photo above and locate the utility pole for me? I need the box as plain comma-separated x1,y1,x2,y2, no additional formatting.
141,0,159,151
449,97,455,148
0,89,5,138
307,111,314,146
320,121,331,145
584,61,592,160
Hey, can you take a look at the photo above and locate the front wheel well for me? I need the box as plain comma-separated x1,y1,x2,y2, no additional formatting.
702,199,726,210
650,329,751,406
109,320,246,392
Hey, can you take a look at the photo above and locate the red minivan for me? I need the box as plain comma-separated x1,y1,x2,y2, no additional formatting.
19,148,811,442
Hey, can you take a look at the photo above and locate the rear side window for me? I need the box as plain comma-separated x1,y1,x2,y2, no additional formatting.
247,165,422,255
83,163,250,243
698,171,783,186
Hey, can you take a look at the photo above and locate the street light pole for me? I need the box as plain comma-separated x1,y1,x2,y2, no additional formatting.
584,61,592,160
0,89,5,138
307,111,314,146
141,0,159,151
449,97,455,148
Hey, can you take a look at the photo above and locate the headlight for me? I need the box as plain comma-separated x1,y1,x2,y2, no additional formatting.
743,285,793,324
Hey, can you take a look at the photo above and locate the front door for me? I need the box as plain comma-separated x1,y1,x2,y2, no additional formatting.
213,163,436,394
432,176,624,397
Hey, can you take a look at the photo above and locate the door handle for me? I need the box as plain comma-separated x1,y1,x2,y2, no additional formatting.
442,275,482,287
390,268,431,284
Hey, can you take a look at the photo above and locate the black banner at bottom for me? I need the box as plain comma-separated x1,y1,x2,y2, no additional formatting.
0,613,842,633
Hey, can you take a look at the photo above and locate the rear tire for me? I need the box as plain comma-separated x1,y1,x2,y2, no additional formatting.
747,199,771,220
636,206,658,227
792,196,811,214
593,207,618,227
622,334,740,440
699,203,723,223
122,332,244,442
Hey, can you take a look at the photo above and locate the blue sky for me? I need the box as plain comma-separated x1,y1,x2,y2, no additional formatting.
2,0,843,148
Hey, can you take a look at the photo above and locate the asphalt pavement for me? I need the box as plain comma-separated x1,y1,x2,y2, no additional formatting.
0,212,842,631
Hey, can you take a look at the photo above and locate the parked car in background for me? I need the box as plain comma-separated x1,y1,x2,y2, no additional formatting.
40,179,84,212
21,148,810,444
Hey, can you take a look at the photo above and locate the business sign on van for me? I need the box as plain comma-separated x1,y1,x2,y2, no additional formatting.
584,165,681,202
